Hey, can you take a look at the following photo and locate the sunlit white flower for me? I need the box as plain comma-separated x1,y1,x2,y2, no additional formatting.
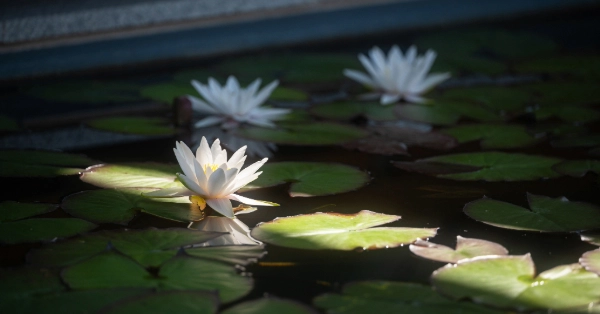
188,76,291,129
188,216,261,246
144,137,276,218
344,45,450,105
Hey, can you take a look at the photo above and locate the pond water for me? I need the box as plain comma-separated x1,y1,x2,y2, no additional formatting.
1,7,600,314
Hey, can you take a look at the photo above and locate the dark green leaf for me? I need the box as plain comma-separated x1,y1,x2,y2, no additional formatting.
310,102,398,121
26,81,140,104
0,201,57,222
440,86,530,112
0,218,96,244
235,122,368,145
515,55,600,80
0,267,65,299
442,124,538,149
553,160,600,177
0,115,19,131
139,82,197,104
223,297,316,314
87,117,177,135
101,291,219,314
0,150,99,178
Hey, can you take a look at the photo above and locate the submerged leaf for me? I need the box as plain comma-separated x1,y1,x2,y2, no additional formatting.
0,218,96,244
251,210,437,250
235,123,368,145
370,125,458,150
87,117,177,135
80,162,181,189
410,236,508,263
442,124,538,149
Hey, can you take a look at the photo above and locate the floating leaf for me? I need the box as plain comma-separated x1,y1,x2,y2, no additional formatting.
223,297,316,314
186,245,266,266
409,236,508,263
393,152,561,181
87,117,177,135
270,87,309,101
310,102,397,121
581,249,600,276
28,228,224,268
101,291,219,314
442,124,538,149
434,55,507,75
0,218,96,244
432,254,600,310
440,87,530,112
525,82,598,107
552,134,600,148
251,210,437,250
242,162,370,197
533,105,600,123
235,123,368,146
62,251,252,303
0,115,18,131
314,280,503,314
553,160,600,177
0,267,65,299
0,201,57,222
80,162,182,189
140,82,197,104
515,55,600,80
0,150,99,178
62,188,204,224
26,81,140,104
394,102,501,126
464,193,600,232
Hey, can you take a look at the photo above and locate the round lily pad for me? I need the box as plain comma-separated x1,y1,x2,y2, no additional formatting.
28,228,225,268
269,87,309,101
394,102,501,126
101,291,219,314
533,105,600,123
431,254,600,310
235,122,368,146
0,149,99,178
87,117,177,136
581,248,600,276
0,267,65,299
552,160,600,177
463,193,600,232
515,55,600,80
440,87,530,112
310,102,398,121
251,210,437,251
442,124,538,149
393,152,562,181
525,82,598,107
80,162,182,189
0,201,57,222
139,82,197,104
0,218,97,244
409,236,508,263
62,188,205,224
241,162,370,197
313,280,504,314
222,297,316,314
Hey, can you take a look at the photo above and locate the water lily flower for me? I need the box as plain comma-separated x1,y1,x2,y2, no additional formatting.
344,45,451,105
189,216,261,246
191,126,277,158
188,76,291,129
145,137,277,218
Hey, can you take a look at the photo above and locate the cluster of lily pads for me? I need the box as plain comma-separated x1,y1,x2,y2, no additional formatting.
1,27,600,313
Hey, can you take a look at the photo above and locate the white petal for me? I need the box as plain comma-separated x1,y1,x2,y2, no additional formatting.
227,145,247,169
187,96,218,114
196,136,212,166
244,80,278,111
343,69,376,88
174,143,196,181
193,116,224,128
229,194,277,206
188,217,260,246
143,187,193,198
413,73,451,93
207,168,228,196
236,158,267,183
176,173,205,196
381,93,401,105
206,198,234,218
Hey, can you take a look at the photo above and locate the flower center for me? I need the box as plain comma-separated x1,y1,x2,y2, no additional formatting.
203,164,219,173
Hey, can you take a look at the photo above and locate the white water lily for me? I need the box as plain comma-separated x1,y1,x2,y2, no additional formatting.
344,45,450,105
191,126,277,158
188,216,261,246
144,137,276,218
188,76,291,129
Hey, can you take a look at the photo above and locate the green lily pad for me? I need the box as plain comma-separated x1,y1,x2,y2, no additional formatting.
87,117,177,135
26,81,141,104
525,82,598,107
581,248,600,276
235,122,368,146
310,102,398,121
0,115,18,131
140,82,198,104
313,280,504,314
251,210,437,250
100,291,219,314
393,152,561,181
581,232,600,246
394,102,501,126
0,201,57,222
409,236,508,263
463,193,600,232
62,251,252,303
515,55,600,80
223,297,316,314
80,162,182,189
552,134,600,148
434,55,507,75
440,87,530,112
442,124,538,149
0,218,97,244
173,69,221,84
28,228,224,268
270,87,309,101
241,162,370,197
431,254,600,310
0,150,99,178
0,267,65,299
186,245,266,266
533,105,600,123
553,160,600,177
62,188,204,224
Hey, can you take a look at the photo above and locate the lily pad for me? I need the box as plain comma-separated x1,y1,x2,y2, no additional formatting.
139,82,197,104
80,162,182,189
223,297,316,314
409,236,508,263
251,210,437,250
440,87,530,112
270,87,309,101
442,124,538,149
0,218,97,244
515,55,600,80
553,160,600,177
533,105,600,123
310,102,398,121
0,115,18,131
0,267,65,299
87,117,177,135
62,188,205,224
394,102,501,126
26,81,141,104
393,152,561,181
581,248,600,276
431,254,600,310
313,280,504,314
463,193,600,232
62,251,252,303
552,134,600,148
100,291,219,314
434,55,507,75
241,162,370,197
28,228,224,268
525,82,598,107
235,122,368,145
0,150,99,178
0,201,57,222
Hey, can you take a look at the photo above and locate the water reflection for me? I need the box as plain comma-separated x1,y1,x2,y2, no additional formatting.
188,217,261,246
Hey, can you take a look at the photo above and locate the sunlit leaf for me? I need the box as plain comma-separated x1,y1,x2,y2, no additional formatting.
242,162,370,197
80,162,182,189
0,218,96,244
251,210,437,251
409,236,508,263
100,291,219,314
440,87,530,112
314,280,504,314
310,102,398,121
0,150,99,178
393,152,561,181
28,228,224,268
432,255,600,310
463,193,600,232
553,160,600,177
0,201,57,222
442,124,538,149
223,296,316,314
87,117,177,135
140,82,197,104
26,81,140,104
515,55,600,80
235,122,368,145
581,248,600,276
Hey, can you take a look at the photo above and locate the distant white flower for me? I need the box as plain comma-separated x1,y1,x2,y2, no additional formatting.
191,126,277,158
188,76,291,129
144,137,277,218
188,216,261,246
344,45,450,105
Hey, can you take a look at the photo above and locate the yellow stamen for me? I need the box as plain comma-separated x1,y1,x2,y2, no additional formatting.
203,164,220,173
190,195,207,210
